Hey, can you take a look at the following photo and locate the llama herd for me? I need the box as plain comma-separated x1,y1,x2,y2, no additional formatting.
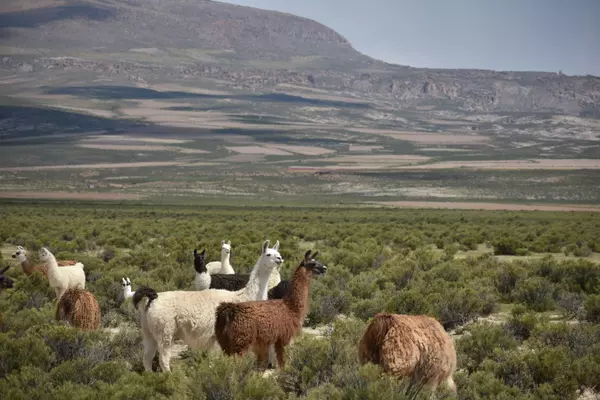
1,239,457,395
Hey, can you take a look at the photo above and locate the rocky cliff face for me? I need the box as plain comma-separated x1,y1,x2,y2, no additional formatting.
1,0,599,116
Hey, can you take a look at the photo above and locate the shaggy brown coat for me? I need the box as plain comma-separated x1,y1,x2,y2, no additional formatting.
214,250,325,370
358,313,457,393
55,288,101,331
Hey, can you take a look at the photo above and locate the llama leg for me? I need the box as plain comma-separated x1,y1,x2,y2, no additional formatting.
267,344,276,369
253,345,269,371
142,334,158,372
157,342,173,373
444,376,457,394
274,341,286,369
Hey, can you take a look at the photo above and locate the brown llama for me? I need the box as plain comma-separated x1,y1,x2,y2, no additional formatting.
12,246,78,277
55,288,101,331
0,265,15,328
214,250,327,370
358,313,457,395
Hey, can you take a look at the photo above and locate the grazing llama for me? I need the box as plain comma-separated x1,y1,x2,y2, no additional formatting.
133,240,284,372
0,265,15,328
214,250,327,370
39,247,86,300
121,277,134,299
55,288,101,331
12,245,79,277
194,245,282,292
358,313,457,395
205,240,235,274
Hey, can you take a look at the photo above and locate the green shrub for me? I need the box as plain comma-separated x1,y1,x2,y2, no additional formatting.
515,277,556,312
583,294,600,323
458,322,518,373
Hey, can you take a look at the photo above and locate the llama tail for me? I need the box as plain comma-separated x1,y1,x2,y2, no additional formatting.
214,302,241,355
132,286,158,311
358,313,396,365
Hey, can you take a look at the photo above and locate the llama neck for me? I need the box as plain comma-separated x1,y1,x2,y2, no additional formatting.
242,260,273,300
284,266,312,317
44,256,60,281
124,287,133,299
221,252,234,274
20,258,33,273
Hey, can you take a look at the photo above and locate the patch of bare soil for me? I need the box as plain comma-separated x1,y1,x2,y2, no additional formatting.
86,135,191,144
0,191,142,200
0,162,188,172
262,144,335,156
373,201,600,212
396,158,600,170
225,146,293,156
349,144,385,152
144,83,230,95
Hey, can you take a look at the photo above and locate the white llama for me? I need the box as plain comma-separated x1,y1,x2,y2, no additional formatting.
39,247,85,300
121,277,134,299
206,240,235,275
133,240,283,373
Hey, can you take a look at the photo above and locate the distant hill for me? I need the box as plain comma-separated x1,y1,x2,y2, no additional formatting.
1,0,599,115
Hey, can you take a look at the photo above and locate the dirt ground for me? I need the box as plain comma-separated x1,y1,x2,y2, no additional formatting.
0,191,142,200
396,158,600,170
373,201,600,212
0,161,187,172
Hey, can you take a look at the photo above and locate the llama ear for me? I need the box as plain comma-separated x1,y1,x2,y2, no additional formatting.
121,278,126,285
304,249,312,260
227,240,231,245
311,251,319,259
221,240,225,245
200,249,206,257
126,277,130,285
262,240,270,254
193,249,198,256
273,240,280,250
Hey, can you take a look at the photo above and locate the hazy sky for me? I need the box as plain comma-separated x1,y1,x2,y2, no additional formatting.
219,0,600,76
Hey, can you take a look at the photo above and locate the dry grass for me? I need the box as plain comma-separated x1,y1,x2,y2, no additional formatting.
373,201,600,212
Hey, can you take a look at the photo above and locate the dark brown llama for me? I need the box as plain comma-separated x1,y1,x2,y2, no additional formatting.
0,265,15,328
55,288,101,331
358,313,457,394
214,250,326,370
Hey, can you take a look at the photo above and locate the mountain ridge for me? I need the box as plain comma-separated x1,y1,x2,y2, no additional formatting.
0,0,599,116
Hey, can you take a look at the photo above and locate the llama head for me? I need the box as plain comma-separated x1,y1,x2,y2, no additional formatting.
121,277,131,288
300,250,327,276
38,247,54,263
193,249,207,274
0,265,14,290
11,246,27,263
221,240,231,255
257,240,284,273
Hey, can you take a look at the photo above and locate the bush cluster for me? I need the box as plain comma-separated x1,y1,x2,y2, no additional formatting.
0,203,599,398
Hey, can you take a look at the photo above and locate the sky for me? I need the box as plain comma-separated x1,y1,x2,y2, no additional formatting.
219,0,600,76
